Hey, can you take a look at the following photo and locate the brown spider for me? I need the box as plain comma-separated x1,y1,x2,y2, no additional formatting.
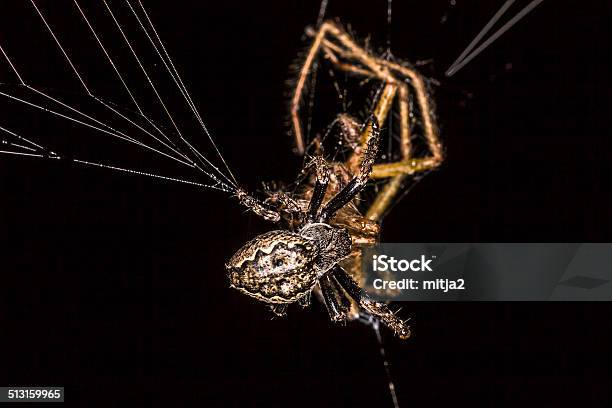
226,20,443,339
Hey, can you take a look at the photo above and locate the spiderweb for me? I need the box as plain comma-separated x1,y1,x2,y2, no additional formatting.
0,0,238,194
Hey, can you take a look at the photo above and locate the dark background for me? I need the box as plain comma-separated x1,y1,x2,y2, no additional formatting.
1,0,611,406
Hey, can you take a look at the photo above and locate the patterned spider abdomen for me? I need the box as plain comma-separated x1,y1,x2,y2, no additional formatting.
226,230,319,304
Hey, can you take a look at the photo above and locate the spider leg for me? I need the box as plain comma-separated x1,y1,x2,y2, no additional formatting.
236,189,282,223
264,190,304,228
317,116,380,223
291,21,337,154
320,274,359,323
331,265,410,340
305,156,331,222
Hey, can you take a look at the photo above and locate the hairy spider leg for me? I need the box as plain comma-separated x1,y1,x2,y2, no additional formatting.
305,156,331,222
320,274,351,322
236,189,282,222
331,265,410,339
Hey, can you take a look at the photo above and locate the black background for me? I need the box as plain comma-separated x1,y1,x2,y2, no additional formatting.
1,0,611,406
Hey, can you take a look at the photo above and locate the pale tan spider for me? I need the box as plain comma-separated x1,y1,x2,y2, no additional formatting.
293,20,443,217
228,20,444,338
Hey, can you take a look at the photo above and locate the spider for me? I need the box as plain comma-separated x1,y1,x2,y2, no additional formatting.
226,20,443,339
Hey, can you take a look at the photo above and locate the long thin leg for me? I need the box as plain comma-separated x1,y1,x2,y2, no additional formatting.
320,275,354,322
318,116,380,222
397,83,412,159
331,266,410,339
305,156,330,222
291,22,336,154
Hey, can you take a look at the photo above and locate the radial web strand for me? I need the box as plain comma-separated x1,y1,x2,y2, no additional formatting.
0,1,240,194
